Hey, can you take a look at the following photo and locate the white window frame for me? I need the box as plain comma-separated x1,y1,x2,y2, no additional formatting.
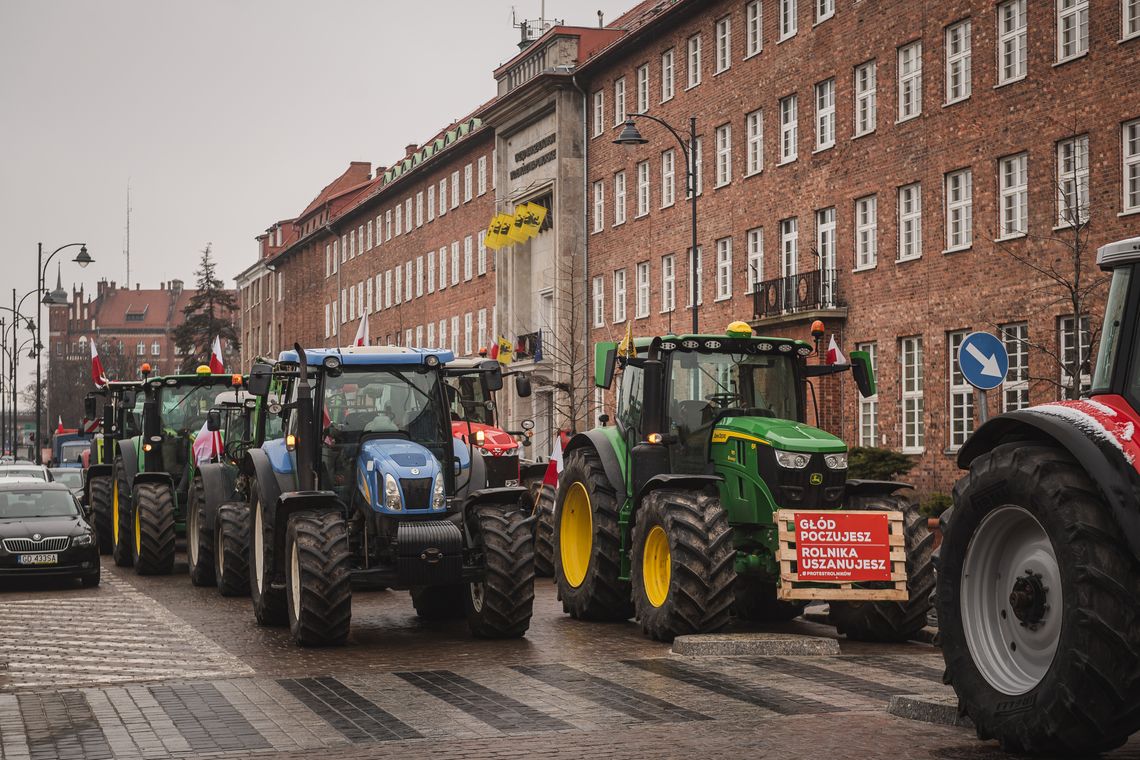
478,156,487,195
1060,315,1093,395
949,331,976,450
464,236,473,281
746,227,763,294
635,261,651,318
816,0,834,23
998,152,1029,238
1122,119,1140,213
661,254,676,313
395,204,402,236
714,123,732,186
384,269,392,308
857,342,878,446
464,164,473,202
1126,0,1140,39
779,0,798,41
715,15,731,74
997,0,1028,85
428,186,436,222
477,230,487,275
815,78,835,151
779,94,798,164
464,313,472,355
780,218,798,280
592,275,606,328
898,41,923,122
687,35,702,88
438,247,448,291
636,64,650,113
405,259,413,300
613,269,627,323
593,90,605,137
945,168,974,251
394,265,402,304
715,237,732,301
1057,134,1090,227
661,149,676,208
817,207,836,306
614,171,627,225
900,335,925,453
427,250,436,294
746,1,762,57
451,242,459,286
385,210,392,240
450,172,459,209
1001,322,1030,411
477,309,486,353
593,180,605,232
636,161,650,217
687,246,703,306
438,179,447,216
945,19,972,104
416,256,424,298
661,48,675,102
897,183,923,261
614,77,627,126
1057,0,1089,63
855,195,878,269
854,60,877,137
746,109,763,175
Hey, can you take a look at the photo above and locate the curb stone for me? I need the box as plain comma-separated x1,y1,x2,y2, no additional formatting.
888,694,974,728
672,632,840,656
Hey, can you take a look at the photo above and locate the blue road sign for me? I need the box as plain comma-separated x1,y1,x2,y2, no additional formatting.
957,332,1009,391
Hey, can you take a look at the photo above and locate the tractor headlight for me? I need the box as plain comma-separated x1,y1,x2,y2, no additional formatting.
384,473,402,511
432,473,445,510
774,450,811,469
824,453,848,470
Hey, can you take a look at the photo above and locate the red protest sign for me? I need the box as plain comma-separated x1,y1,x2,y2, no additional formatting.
794,512,892,582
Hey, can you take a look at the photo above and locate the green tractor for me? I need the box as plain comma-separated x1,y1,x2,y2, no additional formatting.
110,365,245,575
83,381,144,554
553,321,934,642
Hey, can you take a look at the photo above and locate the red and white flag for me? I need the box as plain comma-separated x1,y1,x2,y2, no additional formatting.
191,421,223,464
353,315,369,347
826,335,846,365
56,416,64,434
90,338,108,387
209,336,225,374
541,432,565,487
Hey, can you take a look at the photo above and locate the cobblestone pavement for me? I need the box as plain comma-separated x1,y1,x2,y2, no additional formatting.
1,558,1138,759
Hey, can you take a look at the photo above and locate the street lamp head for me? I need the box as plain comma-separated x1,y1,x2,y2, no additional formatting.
614,119,649,146
74,245,92,268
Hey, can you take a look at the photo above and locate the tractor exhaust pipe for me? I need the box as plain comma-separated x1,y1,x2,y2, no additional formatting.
293,343,316,492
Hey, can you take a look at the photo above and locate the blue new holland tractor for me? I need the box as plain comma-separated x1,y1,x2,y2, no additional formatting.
242,344,536,646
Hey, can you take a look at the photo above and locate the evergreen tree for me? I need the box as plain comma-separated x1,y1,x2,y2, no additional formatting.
172,244,240,372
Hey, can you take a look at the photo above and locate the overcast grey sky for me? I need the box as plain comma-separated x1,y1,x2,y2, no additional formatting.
0,0,633,311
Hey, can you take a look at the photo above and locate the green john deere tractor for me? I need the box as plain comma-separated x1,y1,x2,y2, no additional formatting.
553,321,934,642
110,365,245,574
83,381,144,554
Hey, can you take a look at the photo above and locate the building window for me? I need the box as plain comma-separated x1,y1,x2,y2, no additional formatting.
151,340,161,356
593,90,604,137
1057,134,1090,226
661,254,676,312
949,331,976,449
687,247,704,306
817,208,836,306
375,274,382,310
427,251,435,294
428,322,435,348
450,172,459,209
464,164,473,202
477,230,487,275
897,183,922,261
636,261,650,318
780,218,798,281
136,341,145,356
714,123,732,186
593,180,605,231
1059,315,1092,396
746,1,762,56
614,77,626,125
464,236,473,281
636,161,650,217
614,171,627,225
592,276,605,328
366,278,373,313
349,231,356,258
746,109,763,175
716,237,732,301
366,221,373,250
687,34,701,88
636,64,650,113
1122,119,1140,213
1126,0,1140,39
997,0,1028,85
746,227,763,293
478,156,487,195
1057,0,1089,62
438,247,447,291
451,316,459,351
715,16,731,73
779,94,798,163
385,270,392,307
477,309,486,352
415,256,424,298
395,205,402,236
438,179,447,216
945,168,974,251
464,313,472,355
815,78,835,151
898,41,922,121
661,48,675,102
945,19,972,104
999,152,1029,238
779,0,798,40
817,0,834,23
427,186,435,222
613,269,627,323
855,195,878,269
324,304,330,339
385,210,392,240
1002,322,1030,411
451,242,460,286
901,336,925,453
331,303,337,335
857,342,879,446
661,149,676,207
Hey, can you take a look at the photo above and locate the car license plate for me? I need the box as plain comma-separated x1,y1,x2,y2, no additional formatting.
17,553,58,565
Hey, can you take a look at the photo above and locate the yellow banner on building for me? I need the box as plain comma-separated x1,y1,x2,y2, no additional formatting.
496,335,513,365
516,202,547,238
484,203,548,249
485,214,513,250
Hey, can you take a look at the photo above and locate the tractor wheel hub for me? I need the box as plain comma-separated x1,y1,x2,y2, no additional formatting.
1008,570,1048,628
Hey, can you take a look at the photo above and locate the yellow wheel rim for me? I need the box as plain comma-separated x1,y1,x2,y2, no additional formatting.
642,525,671,608
134,501,142,555
560,482,593,588
112,480,119,547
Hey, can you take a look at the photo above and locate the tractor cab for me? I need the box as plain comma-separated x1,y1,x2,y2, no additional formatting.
444,357,533,487
203,389,260,466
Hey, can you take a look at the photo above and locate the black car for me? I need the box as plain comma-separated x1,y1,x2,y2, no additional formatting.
0,482,99,587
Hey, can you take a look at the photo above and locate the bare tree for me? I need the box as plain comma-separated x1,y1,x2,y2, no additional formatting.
47,340,135,428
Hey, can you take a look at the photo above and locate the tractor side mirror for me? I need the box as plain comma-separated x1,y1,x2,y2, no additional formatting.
596,345,617,389
481,362,504,392
206,409,222,432
641,359,665,436
84,396,97,421
122,390,137,408
247,362,272,397
850,350,877,398
514,373,532,398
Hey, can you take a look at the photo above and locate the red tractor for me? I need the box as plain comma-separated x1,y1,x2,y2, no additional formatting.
937,235,1140,754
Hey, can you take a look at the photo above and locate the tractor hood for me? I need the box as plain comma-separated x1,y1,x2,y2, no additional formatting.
356,438,446,513
451,421,519,455
715,416,846,453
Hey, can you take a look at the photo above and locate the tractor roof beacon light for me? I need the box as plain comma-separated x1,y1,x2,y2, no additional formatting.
726,321,753,338
140,363,152,379
323,355,342,372
196,365,211,375
424,354,440,368
811,320,826,356
231,374,243,387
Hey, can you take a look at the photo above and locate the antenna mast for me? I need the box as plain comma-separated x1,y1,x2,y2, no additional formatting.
125,182,132,286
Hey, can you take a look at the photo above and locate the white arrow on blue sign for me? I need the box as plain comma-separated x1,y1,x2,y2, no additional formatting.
957,331,1009,390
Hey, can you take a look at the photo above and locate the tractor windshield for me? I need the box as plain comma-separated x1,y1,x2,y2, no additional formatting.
322,369,448,446
1094,264,1133,392
446,375,494,425
160,385,218,436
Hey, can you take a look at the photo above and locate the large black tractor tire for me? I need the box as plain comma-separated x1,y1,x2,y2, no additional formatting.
732,577,805,622
532,482,556,578
131,482,176,576
111,464,133,568
411,585,466,620
285,510,352,647
828,494,934,642
630,489,736,642
249,482,288,626
465,506,535,638
553,448,633,621
938,443,1140,755
187,476,216,587
89,475,113,555
214,503,251,597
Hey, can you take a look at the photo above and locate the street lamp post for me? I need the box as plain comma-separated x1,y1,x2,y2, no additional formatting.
35,242,93,464
1,292,38,457
615,114,699,334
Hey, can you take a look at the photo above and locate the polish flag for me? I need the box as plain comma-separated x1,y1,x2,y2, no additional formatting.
353,315,369,347
209,336,225,374
56,416,64,434
191,421,223,464
826,335,846,365
541,432,565,487
90,338,108,387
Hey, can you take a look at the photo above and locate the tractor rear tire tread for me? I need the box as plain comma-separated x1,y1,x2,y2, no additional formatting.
215,503,251,597
466,506,535,638
188,477,216,587
132,482,176,576
286,510,353,647
249,482,288,627
89,475,113,555
533,483,556,578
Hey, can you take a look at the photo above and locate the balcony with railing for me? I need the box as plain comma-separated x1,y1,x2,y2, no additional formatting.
751,269,846,325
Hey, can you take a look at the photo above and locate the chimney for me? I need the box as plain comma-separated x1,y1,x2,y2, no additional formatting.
136,283,140,291
170,279,183,296
375,165,387,179
405,144,418,157
160,281,165,290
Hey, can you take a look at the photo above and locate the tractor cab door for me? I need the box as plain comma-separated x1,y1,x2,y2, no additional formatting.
663,351,728,474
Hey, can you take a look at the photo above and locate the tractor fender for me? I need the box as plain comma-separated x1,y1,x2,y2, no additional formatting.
634,474,723,520
271,491,343,573
519,461,548,484
85,463,113,503
462,486,531,517
116,439,139,493
245,447,288,573
564,430,625,498
958,410,1140,560
197,462,238,533
132,470,175,493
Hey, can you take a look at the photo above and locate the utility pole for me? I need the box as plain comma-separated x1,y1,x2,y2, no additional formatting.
125,182,132,286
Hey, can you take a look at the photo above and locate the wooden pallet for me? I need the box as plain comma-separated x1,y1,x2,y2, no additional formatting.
775,509,909,602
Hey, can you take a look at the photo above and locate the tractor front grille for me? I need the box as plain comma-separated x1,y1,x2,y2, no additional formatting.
759,451,846,509
482,454,520,488
400,478,433,510
3,536,70,553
